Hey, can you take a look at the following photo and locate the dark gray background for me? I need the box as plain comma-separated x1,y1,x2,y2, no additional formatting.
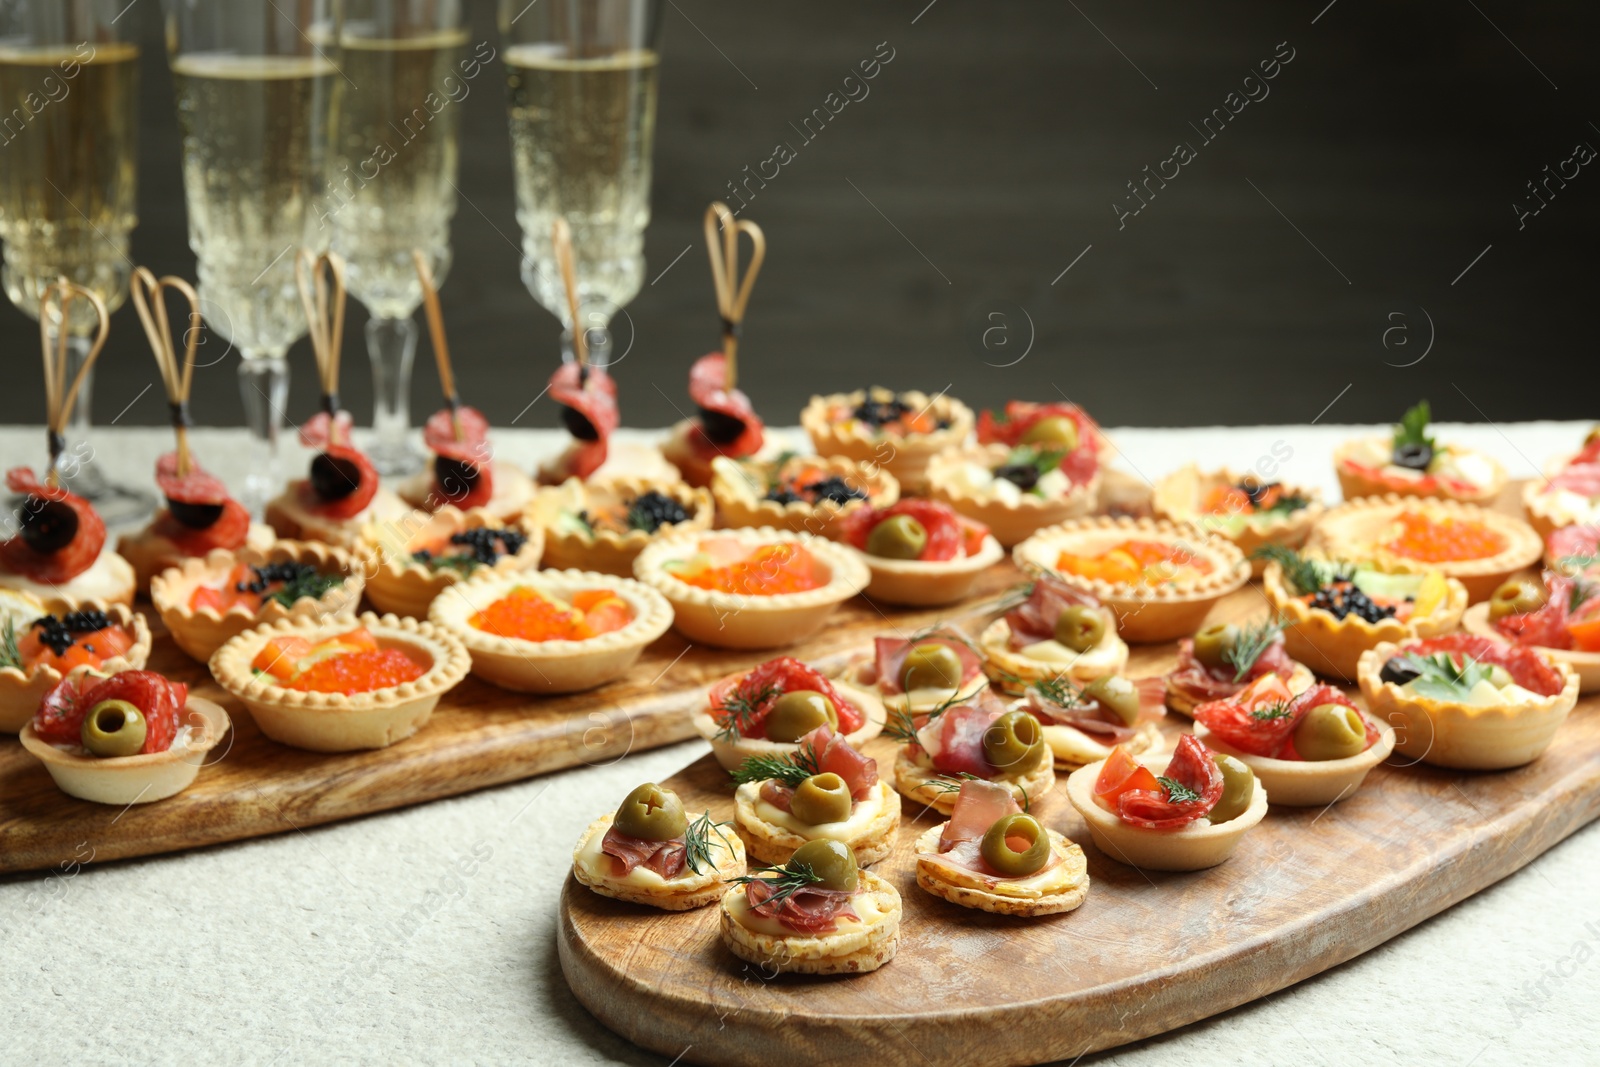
5,0,1596,433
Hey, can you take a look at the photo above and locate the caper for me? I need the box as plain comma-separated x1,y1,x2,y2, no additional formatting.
789,838,858,892
1208,755,1256,824
764,690,838,742
982,710,1047,775
613,783,688,841
1020,415,1079,453
1083,675,1141,726
1487,577,1548,621
80,699,147,759
1053,605,1106,652
1191,623,1239,671
1293,703,1367,762
865,514,928,561
979,813,1052,877
900,642,964,691
790,772,853,825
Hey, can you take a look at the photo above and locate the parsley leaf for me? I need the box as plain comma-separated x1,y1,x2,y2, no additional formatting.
1393,400,1436,453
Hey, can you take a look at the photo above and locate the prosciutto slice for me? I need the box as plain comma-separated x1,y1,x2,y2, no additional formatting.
744,880,858,934
1544,461,1600,497
1022,676,1165,743
1004,575,1105,648
549,363,619,479
757,724,879,812
686,353,763,461
913,689,1009,777
599,824,687,879
975,400,1101,485
872,631,983,695
1165,632,1297,707
919,779,1062,886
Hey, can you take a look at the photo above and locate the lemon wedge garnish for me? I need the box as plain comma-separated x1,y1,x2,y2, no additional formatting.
1413,571,1448,618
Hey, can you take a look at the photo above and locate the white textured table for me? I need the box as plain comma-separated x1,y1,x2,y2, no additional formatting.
2,422,1594,1067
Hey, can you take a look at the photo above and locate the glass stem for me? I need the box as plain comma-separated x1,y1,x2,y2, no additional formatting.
237,353,289,517
51,333,109,499
365,314,423,476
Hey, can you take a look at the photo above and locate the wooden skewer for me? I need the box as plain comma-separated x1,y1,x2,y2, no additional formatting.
295,248,349,441
37,278,110,489
131,267,203,477
702,201,766,391
551,217,587,370
413,250,463,441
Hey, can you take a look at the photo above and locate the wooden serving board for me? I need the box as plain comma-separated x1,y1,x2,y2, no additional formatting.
558,598,1600,1066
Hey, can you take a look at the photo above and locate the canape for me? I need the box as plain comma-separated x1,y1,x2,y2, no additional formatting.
888,688,1056,816
1548,523,1600,576
1333,400,1506,505
801,386,974,493
1357,633,1579,769
692,655,885,771
709,453,898,540
1065,734,1268,871
849,627,990,716
0,596,151,733
633,527,868,649
150,541,363,663
979,575,1129,693
1163,617,1315,717
571,782,746,910
1256,545,1468,682
19,667,229,805
1522,430,1600,540
359,507,543,620
1461,572,1600,694
209,612,470,752
428,569,672,693
1311,495,1542,603
927,443,1100,550
729,723,900,867
1013,516,1248,643
1152,465,1323,575
838,499,1002,607
1191,674,1396,806
1014,674,1167,770
914,778,1090,916
529,476,712,577
720,839,901,975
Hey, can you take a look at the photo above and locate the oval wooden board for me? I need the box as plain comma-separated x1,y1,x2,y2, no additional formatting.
559,593,1600,1066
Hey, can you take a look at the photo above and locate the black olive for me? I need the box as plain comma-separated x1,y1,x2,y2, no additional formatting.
1391,442,1434,472
697,406,747,445
1379,657,1422,686
434,456,482,503
560,404,599,441
994,464,1040,491
166,497,224,530
18,496,78,555
309,452,363,502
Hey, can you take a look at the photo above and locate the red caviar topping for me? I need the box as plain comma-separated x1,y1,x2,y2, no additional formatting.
1383,511,1504,562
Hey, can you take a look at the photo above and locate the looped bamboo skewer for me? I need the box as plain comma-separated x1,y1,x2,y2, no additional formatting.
413,250,464,442
551,217,588,372
702,201,766,390
37,278,110,489
295,248,349,440
130,267,204,477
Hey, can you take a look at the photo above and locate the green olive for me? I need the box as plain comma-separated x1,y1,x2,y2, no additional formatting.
900,642,965,692
1293,703,1368,762
1208,755,1256,824
80,699,147,759
1083,675,1141,726
790,772,853,825
764,690,838,742
1020,415,1079,453
613,783,689,841
1053,605,1107,652
1191,623,1238,671
865,514,928,560
979,813,1052,877
982,709,1047,775
1487,577,1548,621
789,838,858,892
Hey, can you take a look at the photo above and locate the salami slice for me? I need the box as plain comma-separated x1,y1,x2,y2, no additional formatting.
686,353,763,460
976,400,1101,486
423,406,495,509
550,363,619,478
1,467,105,584
299,443,380,519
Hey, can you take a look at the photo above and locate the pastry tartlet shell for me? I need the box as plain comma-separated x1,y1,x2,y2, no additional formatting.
802,389,975,494
571,812,747,911
733,780,901,868
893,748,1056,817
115,520,276,592
1164,662,1317,719
1151,465,1325,577
1521,454,1594,542
264,484,410,548
926,442,1100,548
0,550,136,612
710,455,900,540
428,568,673,694
19,695,230,805
693,679,886,772
358,506,544,620
978,614,1129,694
0,602,152,734
1462,602,1600,694
851,534,1004,607
719,868,901,975
912,823,1090,916
1333,436,1507,506
533,476,713,578
1194,718,1396,807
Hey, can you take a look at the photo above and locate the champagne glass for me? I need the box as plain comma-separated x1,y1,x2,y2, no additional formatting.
161,0,340,512
499,0,662,368
329,0,468,476
0,0,146,521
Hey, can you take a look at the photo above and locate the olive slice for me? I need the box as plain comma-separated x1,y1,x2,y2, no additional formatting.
18,496,78,555
166,497,225,530
1391,442,1434,472
560,404,599,441
434,455,482,504
309,451,362,502
1378,656,1421,687
980,813,1051,876
697,406,747,445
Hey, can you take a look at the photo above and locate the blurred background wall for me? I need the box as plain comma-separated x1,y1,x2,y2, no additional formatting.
2,0,1594,432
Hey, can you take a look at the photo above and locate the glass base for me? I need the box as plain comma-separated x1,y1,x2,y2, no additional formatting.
368,438,426,478
366,316,425,477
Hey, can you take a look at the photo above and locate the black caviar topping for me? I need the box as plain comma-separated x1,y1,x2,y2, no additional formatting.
763,476,868,507
31,610,113,657
1309,583,1397,625
627,491,691,533
851,393,913,429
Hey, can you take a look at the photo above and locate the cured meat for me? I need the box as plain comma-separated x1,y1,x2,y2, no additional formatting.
804,724,878,799
1111,733,1223,829
1022,677,1165,742
938,779,1019,851
155,451,229,507
599,824,687,879
149,452,252,551
744,880,857,934
1548,524,1600,570
871,631,983,695
1544,462,1600,497
549,363,619,479
1408,633,1566,697
839,500,988,562
1494,573,1580,650
34,669,187,754
298,409,354,450
1165,632,1297,708
1,468,105,584
298,443,380,519
1004,574,1103,647
706,657,864,738
915,690,1009,777
686,353,763,461
1193,676,1372,760
975,400,1101,486
423,406,495,508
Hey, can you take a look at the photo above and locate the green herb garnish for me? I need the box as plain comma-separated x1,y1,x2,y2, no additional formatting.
1396,651,1494,701
267,570,341,609
729,743,820,789
1249,699,1296,721
1394,400,1436,455
729,861,823,908
1158,777,1201,804
1223,618,1286,682
0,617,21,671
1558,552,1600,575
882,686,968,744
684,810,734,875
1568,578,1598,615
1250,545,1328,597
712,681,780,742
1029,674,1083,709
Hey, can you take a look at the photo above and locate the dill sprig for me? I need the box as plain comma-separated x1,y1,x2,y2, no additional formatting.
729,861,823,908
1223,617,1286,682
729,743,819,789
1557,552,1600,575
712,680,780,741
1158,776,1201,804
684,810,734,875
1568,577,1597,614
1250,544,1327,596
1249,699,1296,721
882,686,968,744
0,617,22,671
992,580,1036,614
1029,674,1084,709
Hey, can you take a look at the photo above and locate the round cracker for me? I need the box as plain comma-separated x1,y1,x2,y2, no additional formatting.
893,748,1057,816
570,814,746,911
719,869,901,975
912,824,1090,916
734,780,901,868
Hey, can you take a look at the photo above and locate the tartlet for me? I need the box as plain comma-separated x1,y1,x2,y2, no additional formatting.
428,569,673,693
209,611,470,752
0,600,152,734
1013,674,1167,770
838,499,1002,607
571,784,747,911
735,779,900,868
1013,516,1249,643
397,459,537,523
264,482,411,549
849,628,990,716
709,453,898,540
693,657,886,771
719,853,901,975
536,440,685,488
927,442,1099,549
1357,634,1579,770
149,541,364,663
529,476,712,577
1462,572,1600,694
1163,618,1316,718
1333,401,1506,505
358,506,544,619
978,577,1129,693
633,527,869,650
801,387,974,493
1151,465,1324,576
0,470,136,610
1522,435,1600,540
1310,495,1543,603
116,520,276,592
